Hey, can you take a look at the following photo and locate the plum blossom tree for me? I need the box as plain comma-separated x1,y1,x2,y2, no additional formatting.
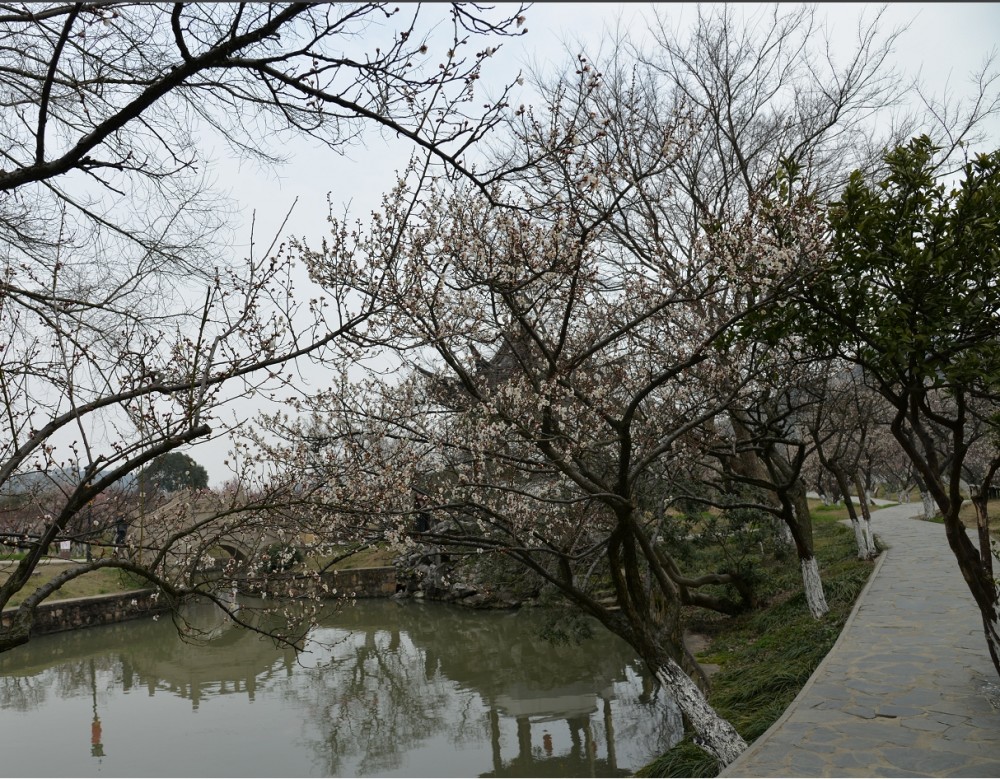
262,55,850,760
0,1,528,653
515,4,911,618
614,2,997,615
266,6,973,757
804,365,881,560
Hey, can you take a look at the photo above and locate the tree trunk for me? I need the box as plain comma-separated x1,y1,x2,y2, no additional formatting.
598,595,746,767
788,483,829,618
984,611,1000,680
852,472,877,559
970,488,993,578
941,507,1000,678
921,491,936,520
800,555,828,619
888,411,1000,680
776,518,795,546
830,463,869,560
969,466,1000,674
653,653,748,767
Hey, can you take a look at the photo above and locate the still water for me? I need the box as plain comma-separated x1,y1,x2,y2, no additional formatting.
0,600,682,777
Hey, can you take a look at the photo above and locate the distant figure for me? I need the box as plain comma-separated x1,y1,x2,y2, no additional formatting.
114,518,127,549
414,493,431,532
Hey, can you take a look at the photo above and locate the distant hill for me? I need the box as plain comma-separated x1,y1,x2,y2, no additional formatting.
2,468,138,495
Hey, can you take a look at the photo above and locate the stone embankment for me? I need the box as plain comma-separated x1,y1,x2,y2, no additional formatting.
1,589,169,638
254,566,397,599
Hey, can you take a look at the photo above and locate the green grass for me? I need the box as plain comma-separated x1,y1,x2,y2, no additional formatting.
303,544,396,571
958,498,1000,538
637,515,876,778
912,498,998,538
328,545,395,569
807,497,895,523
0,562,147,608
808,501,855,522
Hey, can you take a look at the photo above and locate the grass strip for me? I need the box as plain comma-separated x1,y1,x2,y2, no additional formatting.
637,516,877,778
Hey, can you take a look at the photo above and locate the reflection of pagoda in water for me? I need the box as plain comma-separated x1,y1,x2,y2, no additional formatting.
321,600,680,777
116,601,300,709
89,659,105,761
481,696,631,777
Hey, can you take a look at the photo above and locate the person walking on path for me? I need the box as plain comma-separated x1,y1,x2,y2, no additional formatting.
722,502,1000,778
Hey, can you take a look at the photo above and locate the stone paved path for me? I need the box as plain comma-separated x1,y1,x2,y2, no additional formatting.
721,503,1000,778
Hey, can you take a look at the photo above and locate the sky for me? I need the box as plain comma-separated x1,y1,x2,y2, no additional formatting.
215,3,1000,250
187,2,1000,486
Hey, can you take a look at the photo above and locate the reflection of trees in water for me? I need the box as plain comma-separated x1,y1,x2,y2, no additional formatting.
0,650,120,711
0,674,48,711
0,600,681,776
319,602,643,702
0,600,296,711
290,626,458,776
122,602,302,708
285,602,682,777
592,667,684,770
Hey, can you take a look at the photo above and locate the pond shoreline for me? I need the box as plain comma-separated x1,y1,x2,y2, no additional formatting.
0,588,170,637
2,565,402,638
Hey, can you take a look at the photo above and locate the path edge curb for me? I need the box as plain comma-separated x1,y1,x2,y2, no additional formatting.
719,535,890,777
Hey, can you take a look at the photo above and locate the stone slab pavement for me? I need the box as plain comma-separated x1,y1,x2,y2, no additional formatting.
721,502,1000,778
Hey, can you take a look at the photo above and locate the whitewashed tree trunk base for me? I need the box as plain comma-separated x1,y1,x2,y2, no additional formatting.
655,658,747,767
921,492,936,520
862,518,876,559
850,517,867,559
802,556,829,618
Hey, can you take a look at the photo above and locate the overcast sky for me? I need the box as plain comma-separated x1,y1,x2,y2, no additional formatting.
190,2,1000,486
217,3,1000,249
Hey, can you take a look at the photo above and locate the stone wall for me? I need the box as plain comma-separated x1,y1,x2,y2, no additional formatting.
2,568,398,638
1,589,169,637
252,566,397,599
326,566,397,597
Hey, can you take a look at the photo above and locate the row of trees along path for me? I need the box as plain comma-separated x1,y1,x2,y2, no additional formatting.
722,502,1000,777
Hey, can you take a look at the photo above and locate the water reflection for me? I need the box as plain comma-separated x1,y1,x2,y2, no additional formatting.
0,600,681,777
87,659,104,760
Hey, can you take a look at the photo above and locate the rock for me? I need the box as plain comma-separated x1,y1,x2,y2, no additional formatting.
451,582,477,598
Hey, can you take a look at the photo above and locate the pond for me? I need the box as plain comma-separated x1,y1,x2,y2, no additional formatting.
0,599,683,777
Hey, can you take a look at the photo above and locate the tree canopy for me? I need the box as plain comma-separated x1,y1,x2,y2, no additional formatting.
0,0,526,656
791,135,1000,392
138,452,209,494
